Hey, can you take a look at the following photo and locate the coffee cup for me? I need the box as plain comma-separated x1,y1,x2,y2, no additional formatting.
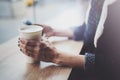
19,25,43,63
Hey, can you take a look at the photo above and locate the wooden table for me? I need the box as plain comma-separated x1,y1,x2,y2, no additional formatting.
0,37,83,80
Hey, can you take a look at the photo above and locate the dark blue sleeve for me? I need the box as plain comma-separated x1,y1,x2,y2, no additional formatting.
84,0,105,43
80,0,104,54
84,0,105,73
71,0,105,42
71,23,86,41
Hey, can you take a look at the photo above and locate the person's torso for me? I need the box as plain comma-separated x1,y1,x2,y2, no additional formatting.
96,0,120,80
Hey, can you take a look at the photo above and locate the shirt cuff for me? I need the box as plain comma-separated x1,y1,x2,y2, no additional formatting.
85,53,95,73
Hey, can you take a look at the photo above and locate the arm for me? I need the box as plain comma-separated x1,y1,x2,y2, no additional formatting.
53,28,74,39
53,23,86,40
54,51,85,68
84,0,105,43
34,23,86,40
80,0,105,55
54,52,95,74
54,51,95,72
34,24,74,38
19,38,95,71
53,52,95,73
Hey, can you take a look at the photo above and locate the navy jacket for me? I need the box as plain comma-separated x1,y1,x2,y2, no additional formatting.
96,1,120,80
69,0,120,80
72,0,105,55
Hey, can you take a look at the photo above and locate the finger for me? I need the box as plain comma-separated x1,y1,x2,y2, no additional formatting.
33,24,46,28
33,24,51,32
27,51,34,57
20,41,41,55
43,27,51,32
46,32,53,37
40,41,48,49
43,40,53,47
21,47,34,57
19,38,28,45
19,41,34,52
20,48,32,57
20,38,40,46
19,41,26,48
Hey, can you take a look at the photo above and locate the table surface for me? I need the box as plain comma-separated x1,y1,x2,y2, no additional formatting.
0,37,83,80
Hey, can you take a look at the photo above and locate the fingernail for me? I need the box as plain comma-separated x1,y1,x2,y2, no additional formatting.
18,44,20,47
18,41,20,43
20,49,22,51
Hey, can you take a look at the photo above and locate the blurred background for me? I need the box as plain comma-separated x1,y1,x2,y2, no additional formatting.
0,0,89,44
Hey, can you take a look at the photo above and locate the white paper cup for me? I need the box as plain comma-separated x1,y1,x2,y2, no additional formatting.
19,25,43,63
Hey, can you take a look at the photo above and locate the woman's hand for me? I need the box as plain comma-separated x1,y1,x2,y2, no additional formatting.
18,38,85,68
34,24,56,37
18,38,59,62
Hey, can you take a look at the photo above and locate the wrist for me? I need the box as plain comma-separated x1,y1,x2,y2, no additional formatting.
52,50,62,64
52,51,71,65
67,29,74,39
53,51,85,68
52,29,57,36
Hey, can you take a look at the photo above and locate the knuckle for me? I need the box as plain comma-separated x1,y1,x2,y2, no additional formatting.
36,42,40,46
26,40,29,45
24,49,27,53
34,47,40,53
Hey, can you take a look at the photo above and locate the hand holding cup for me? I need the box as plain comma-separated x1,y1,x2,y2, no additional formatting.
18,38,59,63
